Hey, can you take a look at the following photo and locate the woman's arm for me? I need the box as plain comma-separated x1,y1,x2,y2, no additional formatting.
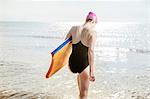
65,26,76,40
88,31,96,81
65,31,71,40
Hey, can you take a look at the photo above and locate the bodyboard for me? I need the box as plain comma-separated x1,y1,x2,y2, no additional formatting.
46,37,72,78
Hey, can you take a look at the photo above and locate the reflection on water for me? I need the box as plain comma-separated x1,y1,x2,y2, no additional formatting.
0,22,150,99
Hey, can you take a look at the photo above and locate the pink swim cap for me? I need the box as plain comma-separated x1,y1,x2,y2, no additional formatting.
86,12,97,23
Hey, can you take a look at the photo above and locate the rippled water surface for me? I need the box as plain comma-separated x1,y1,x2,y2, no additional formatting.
0,22,150,99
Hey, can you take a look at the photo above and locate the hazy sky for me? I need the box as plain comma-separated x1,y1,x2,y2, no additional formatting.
0,0,149,22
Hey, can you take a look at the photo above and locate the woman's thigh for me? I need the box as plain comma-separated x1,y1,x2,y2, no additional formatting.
79,67,89,91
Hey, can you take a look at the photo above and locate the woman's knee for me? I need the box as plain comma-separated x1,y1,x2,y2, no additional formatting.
80,90,88,97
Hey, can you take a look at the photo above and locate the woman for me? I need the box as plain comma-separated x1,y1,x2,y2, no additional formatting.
65,12,97,99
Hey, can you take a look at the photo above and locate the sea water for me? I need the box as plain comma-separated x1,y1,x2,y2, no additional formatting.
0,21,150,99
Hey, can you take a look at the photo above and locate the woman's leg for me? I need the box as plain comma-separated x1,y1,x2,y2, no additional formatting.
77,75,81,98
78,67,89,99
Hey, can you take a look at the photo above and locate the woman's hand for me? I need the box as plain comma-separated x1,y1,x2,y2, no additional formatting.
89,72,95,82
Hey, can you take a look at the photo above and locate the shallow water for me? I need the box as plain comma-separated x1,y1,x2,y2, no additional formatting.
0,21,150,99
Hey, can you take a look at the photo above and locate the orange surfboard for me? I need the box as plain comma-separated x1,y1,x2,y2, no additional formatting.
46,37,72,78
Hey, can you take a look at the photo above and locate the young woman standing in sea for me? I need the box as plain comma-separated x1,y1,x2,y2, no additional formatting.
65,12,97,99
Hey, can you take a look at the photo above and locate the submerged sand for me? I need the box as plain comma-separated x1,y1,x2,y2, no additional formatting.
0,90,62,99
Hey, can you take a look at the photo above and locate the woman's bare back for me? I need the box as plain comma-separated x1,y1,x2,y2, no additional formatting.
69,26,96,48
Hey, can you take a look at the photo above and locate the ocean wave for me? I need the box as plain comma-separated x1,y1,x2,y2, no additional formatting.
95,47,150,54
129,48,150,54
1,34,63,39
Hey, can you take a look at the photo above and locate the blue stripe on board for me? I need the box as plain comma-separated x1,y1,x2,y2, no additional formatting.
51,36,72,55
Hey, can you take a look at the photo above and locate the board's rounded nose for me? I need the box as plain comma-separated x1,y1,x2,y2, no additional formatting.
46,74,50,78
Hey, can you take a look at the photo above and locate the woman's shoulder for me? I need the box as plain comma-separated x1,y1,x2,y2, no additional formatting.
69,26,78,33
71,25,80,28
70,25,82,33
71,25,80,29
88,29,97,36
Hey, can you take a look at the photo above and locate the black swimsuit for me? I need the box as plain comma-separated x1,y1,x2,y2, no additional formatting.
69,41,89,73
